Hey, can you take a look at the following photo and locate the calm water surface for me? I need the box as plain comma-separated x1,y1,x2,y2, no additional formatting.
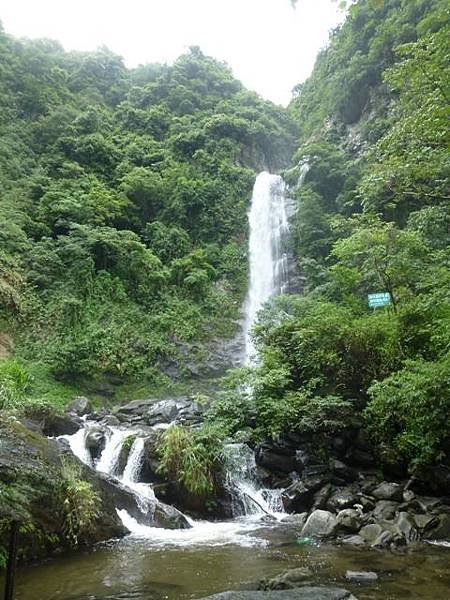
6,522,450,600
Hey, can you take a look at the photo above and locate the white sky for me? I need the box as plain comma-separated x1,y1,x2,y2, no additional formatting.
0,0,344,106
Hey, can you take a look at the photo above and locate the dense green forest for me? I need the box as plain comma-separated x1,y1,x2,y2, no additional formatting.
0,31,295,405
0,0,449,485
248,0,450,476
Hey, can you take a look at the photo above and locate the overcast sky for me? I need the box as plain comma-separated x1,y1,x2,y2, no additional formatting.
0,0,344,106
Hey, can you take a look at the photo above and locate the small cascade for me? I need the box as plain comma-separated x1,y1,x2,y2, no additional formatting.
224,444,285,520
96,428,129,475
122,437,145,484
244,172,290,363
61,427,92,466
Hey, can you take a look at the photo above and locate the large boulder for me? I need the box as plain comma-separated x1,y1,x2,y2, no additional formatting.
326,487,359,512
256,444,297,474
282,476,330,512
372,482,403,502
115,396,205,426
199,589,358,600
424,514,450,540
41,411,82,436
85,425,107,460
300,510,338,538
0,417,126,562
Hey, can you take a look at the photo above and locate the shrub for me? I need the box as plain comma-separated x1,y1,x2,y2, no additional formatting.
365,356,450,471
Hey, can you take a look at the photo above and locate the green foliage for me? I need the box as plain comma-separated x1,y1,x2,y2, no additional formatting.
60,458,100,545
0,32,295,398
366,356,450,470
0,360,32,410
157,425,225,496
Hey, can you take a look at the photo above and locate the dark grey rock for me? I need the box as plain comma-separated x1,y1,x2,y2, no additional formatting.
372,482,403,502
373,500,399,521
424,514,450,540
326,488,358,512
42,412,82,436
301,510,338,538
280,513,308,528
330,460,358,483
336,509,362,533
394,512,419,543
282,476,330,512
85,426,107,460
256,446,297,474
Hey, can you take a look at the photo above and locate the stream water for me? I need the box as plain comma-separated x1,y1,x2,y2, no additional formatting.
5,172,450,599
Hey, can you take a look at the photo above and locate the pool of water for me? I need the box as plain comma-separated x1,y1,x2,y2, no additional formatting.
5,521,450,600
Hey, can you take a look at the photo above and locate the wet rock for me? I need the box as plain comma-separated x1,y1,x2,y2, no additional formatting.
0,419,126,562
358,495,375,513
341,534,366,546
280,513,308,528
282,475,330,512
372,482,403,502
312,484,333,510
260,567,313,590
394,512,419,543
346,448,375,467
402,489,415,503
301,510,338,538
330,460,358,483
359,523,383,544
345,571,378,583
101,415,121,427
336,509,362,533
141,431,164,482
153,502,192,530
424,514,450,540
199,589,358,599
41,411,82,436
65,396,92,416
373,500,399,521
326,488,358,512
413,513,438,532
256,445,297,474
372,530,393,548
85,426,107,460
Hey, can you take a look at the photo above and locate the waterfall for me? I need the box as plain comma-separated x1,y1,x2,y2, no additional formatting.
122,437,145,484
61,427,92,466
96,428,129,475
224,444,284,519
244,172,290,362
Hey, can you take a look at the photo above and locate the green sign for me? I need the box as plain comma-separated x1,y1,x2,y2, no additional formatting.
368,292,391,308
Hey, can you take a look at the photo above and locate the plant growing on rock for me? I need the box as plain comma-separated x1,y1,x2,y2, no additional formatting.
157,425,225,496
60,458,100,545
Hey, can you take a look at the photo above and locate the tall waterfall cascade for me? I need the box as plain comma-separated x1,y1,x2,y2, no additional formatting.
58,171,293,546
244,172,291,362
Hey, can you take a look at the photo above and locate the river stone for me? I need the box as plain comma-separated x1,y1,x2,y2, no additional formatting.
326,488,358,512
373,500,399,521
336,509,362,533
41,411,82,436
413,513,437,532
359,523,383,544
256,446,297,474
330,460,358,483
280,512,308,528
345,571,378,583
260,567,313,590
372,482,403,502
301,510,338,538
424,514,450,540
65,396,92,416
85,426,107,460
199,589,358,599
341,534,366,546
394,512,419,543
282,476,330,512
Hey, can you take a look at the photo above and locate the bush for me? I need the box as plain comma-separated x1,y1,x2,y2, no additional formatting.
365,356,450,471
157,425,225,496
0,360,32,410
60,458,100,545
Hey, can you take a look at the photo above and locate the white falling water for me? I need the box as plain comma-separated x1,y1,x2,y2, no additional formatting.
244,172,290,362
60,427,92,466
224,443,284,520
96,428,129,475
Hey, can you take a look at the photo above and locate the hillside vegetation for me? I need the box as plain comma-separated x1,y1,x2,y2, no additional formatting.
0,32,295,405
247,0,449,476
